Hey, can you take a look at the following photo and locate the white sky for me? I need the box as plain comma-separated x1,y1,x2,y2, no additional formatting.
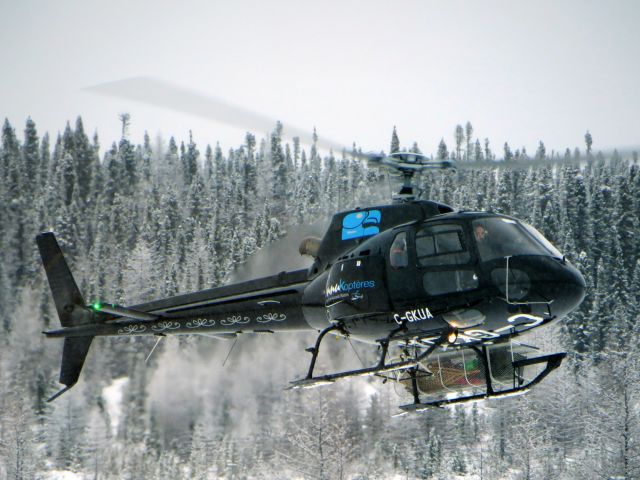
1,0,638,156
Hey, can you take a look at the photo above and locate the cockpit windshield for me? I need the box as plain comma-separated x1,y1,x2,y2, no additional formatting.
472,217,563,262
521,222,563,258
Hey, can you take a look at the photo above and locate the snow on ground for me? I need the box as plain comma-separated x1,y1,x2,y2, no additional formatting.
102,377,129,436
44,471,85,480
360,378,380,399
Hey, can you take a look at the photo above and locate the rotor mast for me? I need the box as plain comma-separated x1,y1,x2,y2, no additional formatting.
395,170,417,202
365,152,455,204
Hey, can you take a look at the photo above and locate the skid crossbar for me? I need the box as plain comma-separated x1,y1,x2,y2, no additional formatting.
289,326,453,389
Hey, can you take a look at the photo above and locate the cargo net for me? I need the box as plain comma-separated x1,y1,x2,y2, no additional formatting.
393,342,545,401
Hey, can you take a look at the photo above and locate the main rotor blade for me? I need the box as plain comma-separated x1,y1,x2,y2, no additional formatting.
85,77,350,153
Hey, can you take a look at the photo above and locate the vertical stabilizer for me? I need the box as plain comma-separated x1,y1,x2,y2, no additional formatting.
36,232,86,327
36,232,94,401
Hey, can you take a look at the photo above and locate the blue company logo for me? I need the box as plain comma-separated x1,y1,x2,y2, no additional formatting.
341,210,381,240
326,279,376,297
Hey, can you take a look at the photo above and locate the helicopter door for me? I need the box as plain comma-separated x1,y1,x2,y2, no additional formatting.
386,230,423,309
415,224,479,305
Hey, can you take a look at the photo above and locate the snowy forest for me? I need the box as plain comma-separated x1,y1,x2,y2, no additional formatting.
1,115,640,480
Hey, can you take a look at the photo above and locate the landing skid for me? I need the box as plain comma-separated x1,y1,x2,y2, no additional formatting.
288,323,454,390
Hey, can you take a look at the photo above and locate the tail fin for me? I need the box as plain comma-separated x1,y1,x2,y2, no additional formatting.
36,232,86,327
36,232,94,401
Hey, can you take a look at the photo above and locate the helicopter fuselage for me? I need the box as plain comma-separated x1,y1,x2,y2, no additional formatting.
39,200,586,403
46,203,585,350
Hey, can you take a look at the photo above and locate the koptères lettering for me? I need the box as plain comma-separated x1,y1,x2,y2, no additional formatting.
326,279,376,297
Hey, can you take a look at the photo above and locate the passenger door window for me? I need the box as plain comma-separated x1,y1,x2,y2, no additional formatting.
416,224,470,266
416,224,478,296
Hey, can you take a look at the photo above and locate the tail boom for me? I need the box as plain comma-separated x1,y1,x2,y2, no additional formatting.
44,302,311,338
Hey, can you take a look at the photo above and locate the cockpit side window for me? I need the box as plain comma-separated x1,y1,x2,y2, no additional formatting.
416,224,470,266
389,232,408,269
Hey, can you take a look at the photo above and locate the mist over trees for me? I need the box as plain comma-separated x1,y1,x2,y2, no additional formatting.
1,116,639,479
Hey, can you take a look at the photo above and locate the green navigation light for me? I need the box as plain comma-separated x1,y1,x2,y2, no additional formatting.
92,302,102,311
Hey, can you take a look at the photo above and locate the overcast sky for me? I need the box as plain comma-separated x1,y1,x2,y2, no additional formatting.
1,0,638,156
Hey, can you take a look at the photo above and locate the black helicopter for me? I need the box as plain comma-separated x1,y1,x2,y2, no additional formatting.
39,148,585,412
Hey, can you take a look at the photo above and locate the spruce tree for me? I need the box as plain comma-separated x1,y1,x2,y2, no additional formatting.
474,139,483,162
270,122,287,216
2,119,21,190
454,124,464,160
437,138,448,160
585,130,593,156
39,132,51,190
535,140,546,161
141,131,153,183
181,130,199,185
21,117,39,196
503,142,513,162
73,116,95,203
390,126,400,153
483,138,493,161
465,121,473,161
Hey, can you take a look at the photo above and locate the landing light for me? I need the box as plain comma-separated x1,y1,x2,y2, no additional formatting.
447,330,458,344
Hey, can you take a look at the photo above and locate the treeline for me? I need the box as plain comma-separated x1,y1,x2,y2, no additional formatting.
425,122,606,163
0,116,639,479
